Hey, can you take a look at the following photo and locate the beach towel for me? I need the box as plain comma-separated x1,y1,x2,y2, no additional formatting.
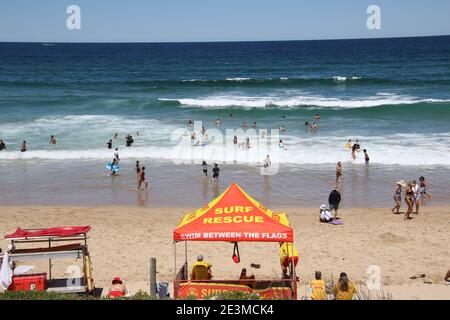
0,253,12,290
330,219,344,225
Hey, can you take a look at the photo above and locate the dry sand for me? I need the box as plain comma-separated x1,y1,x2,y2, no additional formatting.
0,205,449,300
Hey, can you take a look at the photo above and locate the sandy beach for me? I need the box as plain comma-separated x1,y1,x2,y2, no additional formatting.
1,205,448,300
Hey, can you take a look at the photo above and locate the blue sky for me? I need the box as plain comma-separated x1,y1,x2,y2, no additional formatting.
1,0,449,42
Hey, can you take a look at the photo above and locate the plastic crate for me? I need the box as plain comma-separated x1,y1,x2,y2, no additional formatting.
9,273,47,291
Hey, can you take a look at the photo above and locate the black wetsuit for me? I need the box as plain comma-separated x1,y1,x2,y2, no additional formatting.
0,142,5,151
212,166,220,179
107,141,112,149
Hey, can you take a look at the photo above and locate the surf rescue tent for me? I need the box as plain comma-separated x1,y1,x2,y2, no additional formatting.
173,183,298,299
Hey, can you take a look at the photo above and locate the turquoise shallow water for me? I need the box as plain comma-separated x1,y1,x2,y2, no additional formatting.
0,37,450,166
0,37,449,206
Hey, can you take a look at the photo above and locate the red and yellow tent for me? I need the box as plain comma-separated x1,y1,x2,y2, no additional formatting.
172,183,298,299
174,183,293,242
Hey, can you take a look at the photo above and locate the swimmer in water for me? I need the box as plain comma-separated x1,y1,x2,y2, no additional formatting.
363,149,369,163
279,139,284,149
187,119,194,127
252,122,257,129
279,125,286,133
20,140,27,152
263,155,271,168
106,139,113,149
215,118,222,126
233,135,238,145
345,139,352,149
242,121,248,128
49,135,57,145
202,161,209,176
113,133,119,140
110,158,118,175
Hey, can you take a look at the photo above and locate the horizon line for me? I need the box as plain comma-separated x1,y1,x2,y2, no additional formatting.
1,34,449,45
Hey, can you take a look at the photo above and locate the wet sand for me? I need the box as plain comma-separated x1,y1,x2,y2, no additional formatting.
1,205,449,300
0,160,449,208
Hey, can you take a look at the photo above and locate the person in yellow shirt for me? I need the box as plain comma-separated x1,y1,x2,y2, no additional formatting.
190,254,212,281
309,271,327,300
279,242,298,278
334,272,357,300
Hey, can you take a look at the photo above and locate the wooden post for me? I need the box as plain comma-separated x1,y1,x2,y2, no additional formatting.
150,257,157,298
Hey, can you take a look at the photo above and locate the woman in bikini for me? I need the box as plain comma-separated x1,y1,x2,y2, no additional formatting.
404,181,415,220
392,180,405,214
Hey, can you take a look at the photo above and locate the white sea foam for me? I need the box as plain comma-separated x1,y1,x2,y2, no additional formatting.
332,76,362,81
159,93,450,109
1,131,449,166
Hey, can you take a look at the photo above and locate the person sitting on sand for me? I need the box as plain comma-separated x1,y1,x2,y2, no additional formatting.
239,268,256,289
310,271,327,300
445,269,450,285
279,242,298,279
319,204,333,223
392,180,405,214
49,135,57,145
106,276,129,298
191,255,212,281
334,272,357,300
20,140,27,152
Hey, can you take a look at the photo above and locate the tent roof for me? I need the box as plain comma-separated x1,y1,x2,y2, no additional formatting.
173,183,293,242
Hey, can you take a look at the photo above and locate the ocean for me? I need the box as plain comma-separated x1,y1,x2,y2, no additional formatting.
0,36,449,207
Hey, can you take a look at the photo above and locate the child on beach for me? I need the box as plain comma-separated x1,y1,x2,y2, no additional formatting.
138,166,149,190
392,180,405,214
363,149,369,163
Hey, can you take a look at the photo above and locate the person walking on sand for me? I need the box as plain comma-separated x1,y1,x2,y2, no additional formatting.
212,163,220,181
138,166,149,190
336,162,343,183
419,176,432,201
328,186,341,219
202,161,209,176
20,140,27,152
49,135,57,145
334,272,357,300
392,180,405,214
404,181,415,220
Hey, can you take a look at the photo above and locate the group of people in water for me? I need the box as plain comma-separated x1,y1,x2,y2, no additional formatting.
392,177,431,220
0,135,57,152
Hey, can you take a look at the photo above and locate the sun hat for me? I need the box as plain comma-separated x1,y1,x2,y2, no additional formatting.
396,180,406,187
112,276,123,284
320,204,327,210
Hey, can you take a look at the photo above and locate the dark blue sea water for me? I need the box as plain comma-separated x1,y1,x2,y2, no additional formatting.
0,36,450,166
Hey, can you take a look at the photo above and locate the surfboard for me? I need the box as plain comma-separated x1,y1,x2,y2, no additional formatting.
106,163,120,172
